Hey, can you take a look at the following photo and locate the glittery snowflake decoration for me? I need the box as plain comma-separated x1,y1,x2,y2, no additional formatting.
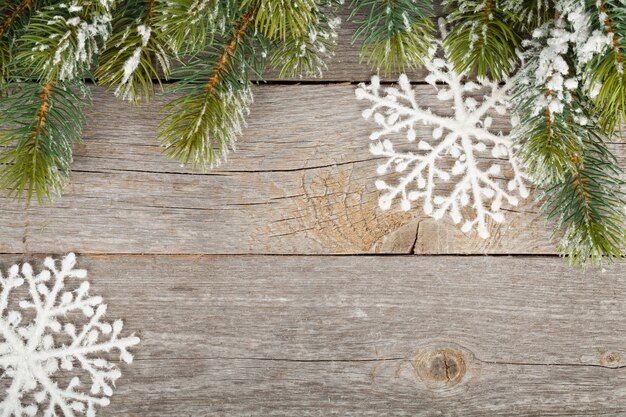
0,253,139,417
355,31,529,238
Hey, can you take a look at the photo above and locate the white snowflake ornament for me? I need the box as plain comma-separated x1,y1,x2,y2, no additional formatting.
0,253,139,417
356,33,528,239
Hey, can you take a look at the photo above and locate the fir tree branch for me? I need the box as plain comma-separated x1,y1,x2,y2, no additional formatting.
350,0,435,76
159,1,341,170
204,10,255,94
542,134,626,268
269,0,341,78
158,9,259,169
511,5,625,267
13,1,113,82
0,81,90,202
444,0,520,80
0,0,34,37
501,0,551,32
96,0,173,104
242,0,315,40
153,0,228,54
587,0,626,133
598,0,623,63
513,84,584,184
146,0,155,20
0,0,35,85
33,79,55,137
0,1,109,201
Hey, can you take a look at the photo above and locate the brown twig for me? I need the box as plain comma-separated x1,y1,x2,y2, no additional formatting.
203,10,255,95
545,103,553,138
0,0,33,37
147,0,156,21
572,168,593,220
32,80,56,141
544,74,555,140
482,0,494,27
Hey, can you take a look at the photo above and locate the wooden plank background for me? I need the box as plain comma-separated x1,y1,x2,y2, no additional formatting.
1,5,626,416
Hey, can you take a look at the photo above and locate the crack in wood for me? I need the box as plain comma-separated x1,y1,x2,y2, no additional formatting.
409,220,422,255
71,158,376,177
475,358,626,370
21,217,29,253
0,252,568,257
131,355,626,370
443,356,451,381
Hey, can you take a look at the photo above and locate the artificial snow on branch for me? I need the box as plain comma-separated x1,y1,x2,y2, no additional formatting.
443,0,521,81
511,1,626,267
96,0,174,104
15,1,114,82
349,0,435,75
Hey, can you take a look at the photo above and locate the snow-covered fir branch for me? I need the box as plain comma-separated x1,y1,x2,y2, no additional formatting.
27,1,114,81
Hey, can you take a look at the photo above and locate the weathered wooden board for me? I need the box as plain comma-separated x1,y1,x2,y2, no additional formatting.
1,0,624,414
122,357,626,416
2,255,624,416
3,85,622,256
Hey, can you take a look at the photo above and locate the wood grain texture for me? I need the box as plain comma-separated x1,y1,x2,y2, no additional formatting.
3,85,622,256
2,255,624,416
1,2,625,413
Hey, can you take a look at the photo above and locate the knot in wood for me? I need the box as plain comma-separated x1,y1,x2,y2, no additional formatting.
415,347,466,386
601,351,622,367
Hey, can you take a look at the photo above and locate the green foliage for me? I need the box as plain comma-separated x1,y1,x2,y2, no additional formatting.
153,0,229,54
511,8,626,268
542,134,625,268
159,0,342,168
158,10,267,170
96,0,173,104
0,0,39,38
512,74,586,183
444,0,520,81
13,2,112,82
0,1,108,203
0,81,90,202
0,0,39,85
502,0,552,32
585,0,626,133
269,0,341,78
159,82,253,170
0,38,9,87
350,0,434,76
589,50,626,133
242,0,317,40
514,67,626,269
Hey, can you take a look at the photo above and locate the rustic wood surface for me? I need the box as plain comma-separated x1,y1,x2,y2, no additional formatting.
1,5,626,414
2,255,626,416
3,85,624,255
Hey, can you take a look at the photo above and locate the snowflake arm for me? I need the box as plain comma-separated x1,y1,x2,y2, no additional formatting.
356,43,529,238
0,253,139,417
